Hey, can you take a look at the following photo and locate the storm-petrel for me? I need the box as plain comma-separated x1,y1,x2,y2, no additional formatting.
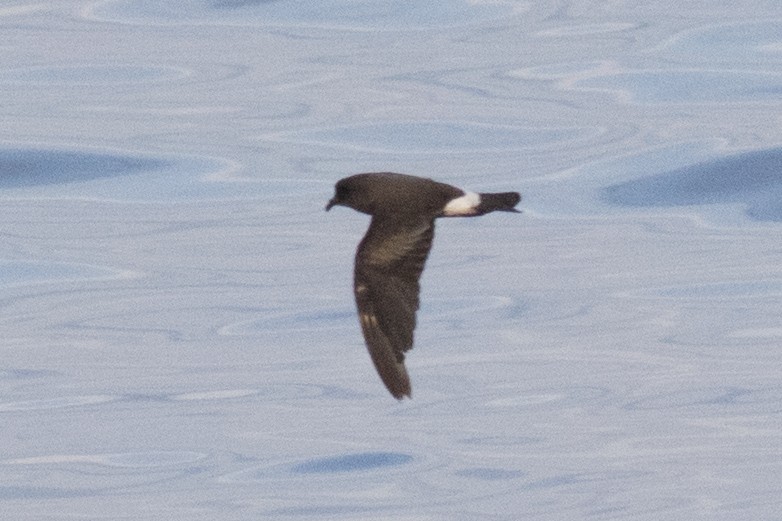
326,172,521,399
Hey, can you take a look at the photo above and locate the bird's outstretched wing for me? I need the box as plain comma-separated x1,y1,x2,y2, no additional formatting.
353,216,435,399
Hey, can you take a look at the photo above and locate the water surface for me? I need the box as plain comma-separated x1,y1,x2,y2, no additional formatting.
2,2,781,520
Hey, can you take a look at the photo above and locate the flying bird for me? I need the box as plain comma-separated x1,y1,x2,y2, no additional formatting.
326,172,521,399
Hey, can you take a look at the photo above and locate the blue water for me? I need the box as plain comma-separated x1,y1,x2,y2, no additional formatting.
2,2,782,520
0,148,168,187
603,148,782,221
575,70,782,103
88,0,514,29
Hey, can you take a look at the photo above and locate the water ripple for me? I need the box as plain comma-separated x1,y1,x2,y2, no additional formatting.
219,451,416,484
4,451,207,468
0,395,116,413
0,145,245,201
658,21,782,67
0,65,188,85
0,260,133,288
0,147,168,188
602,147,782,222
292,452,413,474
625,386,782,414
85,0,520,30
399,386,613,417
261,121,590,154
574,69,782,104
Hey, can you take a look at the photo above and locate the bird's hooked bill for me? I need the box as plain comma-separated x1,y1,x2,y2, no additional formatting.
325,198,337,211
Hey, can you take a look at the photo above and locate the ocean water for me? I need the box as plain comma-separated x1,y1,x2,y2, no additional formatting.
2,1,781,519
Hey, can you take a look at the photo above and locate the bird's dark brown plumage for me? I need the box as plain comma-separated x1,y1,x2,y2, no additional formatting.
327,172,521,399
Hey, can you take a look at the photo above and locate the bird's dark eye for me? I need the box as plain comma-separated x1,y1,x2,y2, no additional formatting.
336,184,351,199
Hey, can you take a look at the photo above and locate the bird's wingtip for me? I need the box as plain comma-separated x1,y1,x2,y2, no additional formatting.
391,388,412,400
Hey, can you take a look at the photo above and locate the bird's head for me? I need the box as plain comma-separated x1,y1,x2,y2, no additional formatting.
326,175,374,214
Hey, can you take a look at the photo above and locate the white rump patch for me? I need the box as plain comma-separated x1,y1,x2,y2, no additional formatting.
443,191,481,216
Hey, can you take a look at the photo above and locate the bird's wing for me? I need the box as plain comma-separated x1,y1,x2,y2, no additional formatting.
353,216,435,399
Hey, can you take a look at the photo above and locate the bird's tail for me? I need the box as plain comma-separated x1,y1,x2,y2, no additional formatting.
476,192,522,215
